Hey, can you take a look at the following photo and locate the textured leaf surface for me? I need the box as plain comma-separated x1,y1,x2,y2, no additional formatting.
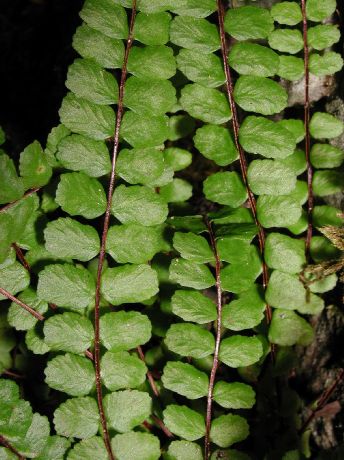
8,288,48,331
171,289,217,324
164,441,203,460
44,218,100,262
163,405,205,441
313,171,343,197
0,153,24,204
170,0,216,18
180,84,231,124
225,6,274,40
121,112,169,147
269,309,314,346
271,1,302,25
67,437,107,460
111,432,160,460
100,311,151,351
101,264,159,305
203,172,247,207
177,49,224,88
170,16,219,53
162,361,208,399
165,323,215,358
265,233,305,274
12,413,50,458
135,12,171,45
57,134,111,177
45,353,95,396
268,29,303,54
306,0,336,21
37,436,71,460
37,264,95,309
310,144,344,168
116,147,166,186
101,350,147,391
210,414,249,448
0,262,30,300
214,381,255,409
247,159,296,195
19,141,52,189
160,178,193,203
169,259,215,289
309,51,343,76
229,42,279,77
104,390,151,432
308,25,340,50
54,397,99,439
164,147,192,171
257,195,301,228
234,76,287,115
43,312,94,354
173,232,213,264
278,55,304,81
220,335,263,368
239,116,296,159
194,125,237,166
222,286,265,331
128,46,176,80
80,0,128,39
310,112,343,139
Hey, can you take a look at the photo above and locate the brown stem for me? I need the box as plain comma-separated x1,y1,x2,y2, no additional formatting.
0,435,25,460
216,0,272,325
0,188,40,214
301,0,313,257
2,369,25,379
93,4,137,460
12,244,31,272
151,414,174,439
0,288,44,321
204,217,223,460
299,369,344,434
85,349,94,361
137,346,160,397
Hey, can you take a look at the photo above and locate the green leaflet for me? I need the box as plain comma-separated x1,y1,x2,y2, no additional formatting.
8,288,48,331
313,205,343,227
268,29,304,55
53,397,99,439
106,224,167,264
164,441,203,460
169,258,215,290
269,310,314,346
164,147,192,171
66,58,118,105
0,153,24,204
234,76,288,115
0,214,13,264
43,312,94,354
271,2,302,25
56,134,111,177
111,185,168,226
222,286,265,331
0,262,30,300
310,51,343,76
101,264,159,305
37,436,71,460
169,0,216,18
313,170,343,197
163,405,205,441
101,350,147,391
171,289,217,324
162,361,209,399
170,16,220,53
124,77,176,115
135,12,171,45
173,232,214,264
11,413,50,458
210,414,249,448
225,6,274,40
59,93,115,140
19,141,52,189
45,353,95,396
104,390,151,433
310,144,344,169
265,233,306,274
111,432,160,460
310,236,341,263
165,323,215,358
306,0,336,22
247,159,296,195
228,42,279,78
128,45,176,80
44,217,100,262
239,116,296,159
257,195,302,228
100,311,151,351
194,125,238,166
213,381,256,409
308,25,340,51
26,328,50,355
266,270,324,314
203,172,247,207
73,24,125,69
80,0,128,39
120,112,169,147
309,112,344,139
67,437,108,460
177,49,225,88
180,84,231,124
44,124,71,167
278,55,304,81
160,178,193,203
37,264,95,309
168,116,196,142
219,335,263,368
217,235,252,264
276,147,306,173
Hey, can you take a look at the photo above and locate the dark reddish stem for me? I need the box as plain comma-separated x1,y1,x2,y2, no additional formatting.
301,0,313,256
0,288,44,321
216,0,272,324
204,217,223,460
93,4,137,460
85,349,94,361
151,414,174,439
12,244,31,272
0,188,40,214
0,435,25,460
2,369,24,379
299,369,344,434
137,346,160,397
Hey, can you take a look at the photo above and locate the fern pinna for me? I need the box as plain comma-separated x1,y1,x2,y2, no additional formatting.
0,0,343,459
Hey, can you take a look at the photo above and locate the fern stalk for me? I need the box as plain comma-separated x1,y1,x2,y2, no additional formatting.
93,3,137,459
0,288,45,321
